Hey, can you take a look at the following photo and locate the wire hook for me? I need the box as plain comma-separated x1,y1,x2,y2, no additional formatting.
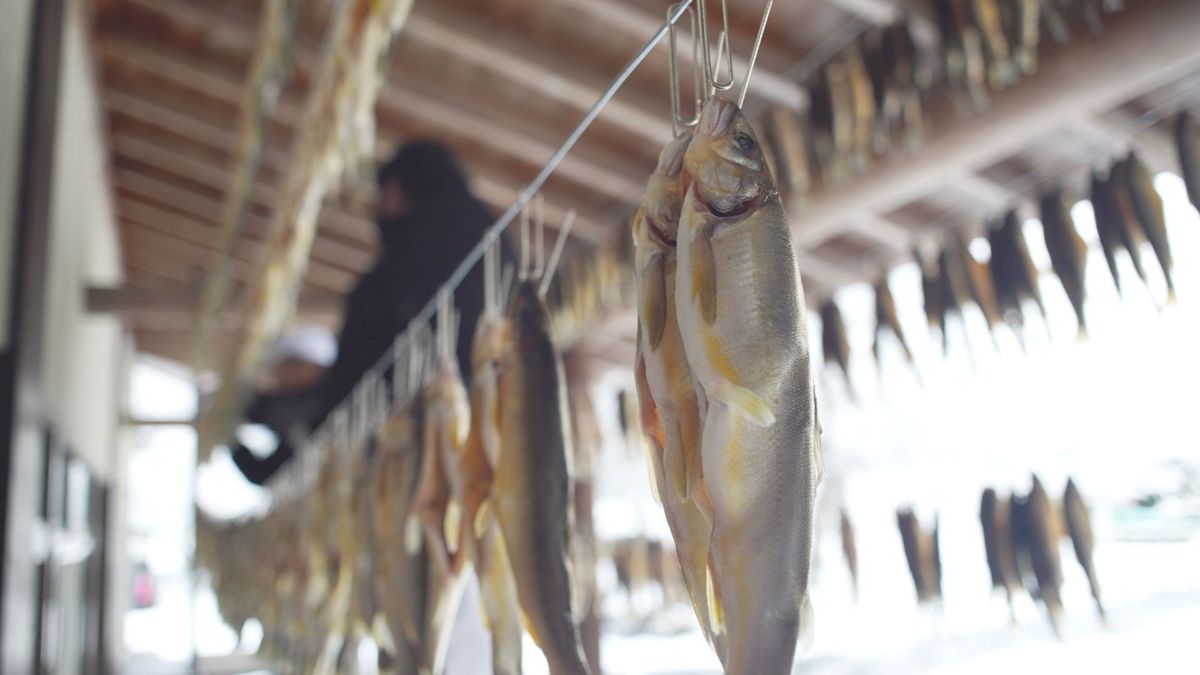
697,0,734,96
668,2,701,136
539,209,577,300
739,0,774,108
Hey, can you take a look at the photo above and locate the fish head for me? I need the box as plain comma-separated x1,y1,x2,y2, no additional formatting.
471,310,510,374
685,97,774,219
635,132,692,248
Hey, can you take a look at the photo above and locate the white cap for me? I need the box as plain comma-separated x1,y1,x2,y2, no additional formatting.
273,324,337,367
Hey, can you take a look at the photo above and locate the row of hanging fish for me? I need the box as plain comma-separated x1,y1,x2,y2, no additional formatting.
981,477,1106,636
753,1,1129,204
834,476,1103,637
631,95,823,674
199,255,601,674
820,134,1187,383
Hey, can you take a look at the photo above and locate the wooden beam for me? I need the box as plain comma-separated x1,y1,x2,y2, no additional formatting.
109,131,378,242
88,285,343,319
119,198,360,288
123,0,674,145
557,0,807,111
102,19,646,209
788,0,1200,256
99,33,303,124
827,0,898,25
375,87,645,205
846,214,915,251
113,169,377,269
403,7,672,146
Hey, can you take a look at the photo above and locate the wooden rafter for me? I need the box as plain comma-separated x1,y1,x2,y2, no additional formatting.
788,0,1200,259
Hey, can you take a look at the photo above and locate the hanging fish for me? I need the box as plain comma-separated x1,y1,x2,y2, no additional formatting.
1039,188,1089,337
1006,0,1040,75
675,97,821,675
490,280,592,675
1090,169,1134,296
828,60,856,181
917,246,946,338
872,274,914,363
1108,159,1152,286
1041,0,1071,44
1020,476,1065,637
844,41,877,172
1063,478,1106,624
861,27,891,153
936,244,970,351
1176,111,1200,212
840,508,859,598
927,514,943,603
460,309,523,675
981,488,1020,620
631,133,722,658
881,17,926,150
372,406,429,674
988,218,1025,337
820,298,854,398
766,107,812,202
808,66,837,182
1003,209,1049,319
967,0,1017,88
411,355,472,675
950,230,1003,336
1123,151,1177,301
896,508,931,604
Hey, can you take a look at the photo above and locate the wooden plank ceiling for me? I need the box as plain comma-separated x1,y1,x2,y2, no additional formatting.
88,0,1200,368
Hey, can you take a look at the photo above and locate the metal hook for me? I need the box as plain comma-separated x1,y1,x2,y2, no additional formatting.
697,0,734,96
739,0,774,108
668,2,701,136
534,194,546,280
519,202,530,281
499,263,516,314
539,209,576,300
483,236,497,315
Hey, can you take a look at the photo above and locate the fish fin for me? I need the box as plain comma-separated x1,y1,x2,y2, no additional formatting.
714,379,775,427
798,593,816,654
472,498,493,540
643,254,668,351
680,413,706,508
691,230,718,325
372,614,397,654
404,514,422,555
443,500,462,556
705,560,726,637
665,419,688,502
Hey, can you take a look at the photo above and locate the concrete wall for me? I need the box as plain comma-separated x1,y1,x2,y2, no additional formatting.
42,0,127,483
0,0,37,350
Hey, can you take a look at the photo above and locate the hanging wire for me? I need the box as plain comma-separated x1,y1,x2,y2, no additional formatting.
267,0,700,499
739,0,775,108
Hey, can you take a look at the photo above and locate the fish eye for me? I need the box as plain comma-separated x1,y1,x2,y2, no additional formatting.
734,132,756,153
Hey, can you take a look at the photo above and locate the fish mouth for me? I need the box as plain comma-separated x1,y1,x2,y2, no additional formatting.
694,184,766,219
645,216,677,247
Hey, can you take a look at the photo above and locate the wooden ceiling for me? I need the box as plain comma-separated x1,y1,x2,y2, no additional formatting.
87,0,1200,368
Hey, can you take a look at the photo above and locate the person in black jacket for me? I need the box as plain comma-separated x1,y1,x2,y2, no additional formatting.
231,140,500,485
